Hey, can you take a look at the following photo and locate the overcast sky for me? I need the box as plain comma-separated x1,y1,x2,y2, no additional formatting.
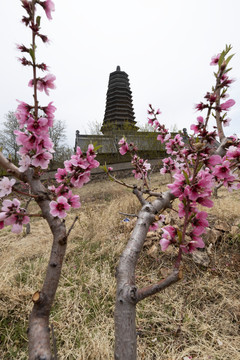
1,0,240,147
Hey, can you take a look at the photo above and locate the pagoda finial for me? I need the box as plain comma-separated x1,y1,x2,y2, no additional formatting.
116,65,121,71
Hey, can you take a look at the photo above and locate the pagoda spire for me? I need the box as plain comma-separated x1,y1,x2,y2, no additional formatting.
101,66,138,134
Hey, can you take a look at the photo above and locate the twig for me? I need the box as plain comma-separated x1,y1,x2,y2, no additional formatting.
67,216,79,237
108,173,135,189
119,212,138,218
13,186,38,199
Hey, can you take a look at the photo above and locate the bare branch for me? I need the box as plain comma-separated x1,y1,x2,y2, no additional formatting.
67,216,79,237
13,186,38,198
136,268,182,303
119,212,137,218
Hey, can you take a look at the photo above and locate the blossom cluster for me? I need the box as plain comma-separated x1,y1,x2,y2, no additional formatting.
15,101,56,170
48,145,99,218
13,1,58,171
118,137,151,180
0,199,30,233
148,47,239,254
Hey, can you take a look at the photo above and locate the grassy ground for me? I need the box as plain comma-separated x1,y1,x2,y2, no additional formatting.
0,174,240,359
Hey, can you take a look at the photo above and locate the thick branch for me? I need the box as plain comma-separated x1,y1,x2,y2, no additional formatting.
215,136,233,157
132,186,147,206
0,152,22,179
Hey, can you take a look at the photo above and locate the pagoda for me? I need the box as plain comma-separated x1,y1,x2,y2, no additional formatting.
101,66,138,134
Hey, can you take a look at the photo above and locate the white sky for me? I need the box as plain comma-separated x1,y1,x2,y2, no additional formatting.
1,0,240,147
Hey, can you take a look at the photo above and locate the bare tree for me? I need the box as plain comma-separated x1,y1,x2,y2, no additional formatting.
49,119,73,168
0,111,20,164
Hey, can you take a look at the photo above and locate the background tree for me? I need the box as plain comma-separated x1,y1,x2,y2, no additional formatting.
86,119,103,135
49,119,73,168
0,111,20,164
0,113,72,169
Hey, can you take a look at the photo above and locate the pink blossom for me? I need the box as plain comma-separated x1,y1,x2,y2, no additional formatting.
159,226,176,251
131,156,151,179
149,222,159,231
29,74,56,96
205,92,217,103
0,199,29,233
70,171,91,188
5,213,30,233
36,135,54,153
19,155,31,172
55,168,68,183
86,144,100,169
68,192,81,208
1,198,20,213
212,160,231,180
15,130,37,152
0,177,16,197
160,238,171,251
31,150,52,169
220,99,235,111
49,196,71,218
226,146,240,160
27,117,49,135
165,134,184,155
160,157,177,174
181,236,205,253
191,211,209,236
168,172,186,198
118,138,129,155
42,102,56,125
54,184,70,198
195,102,207,111
223,118,231,127
185,170,214,202
41,0,55,20
64,159,75,173
157,133,171,143
15,100,32,128
190,116,204,134
196,197,214,208
210,53,220,66
205,155,222,169
178,202,197,218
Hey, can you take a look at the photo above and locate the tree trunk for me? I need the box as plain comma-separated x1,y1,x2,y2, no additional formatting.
25,169,68,360
114,190,175,360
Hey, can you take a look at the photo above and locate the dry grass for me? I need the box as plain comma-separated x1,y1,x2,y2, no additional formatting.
0,174,240,359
